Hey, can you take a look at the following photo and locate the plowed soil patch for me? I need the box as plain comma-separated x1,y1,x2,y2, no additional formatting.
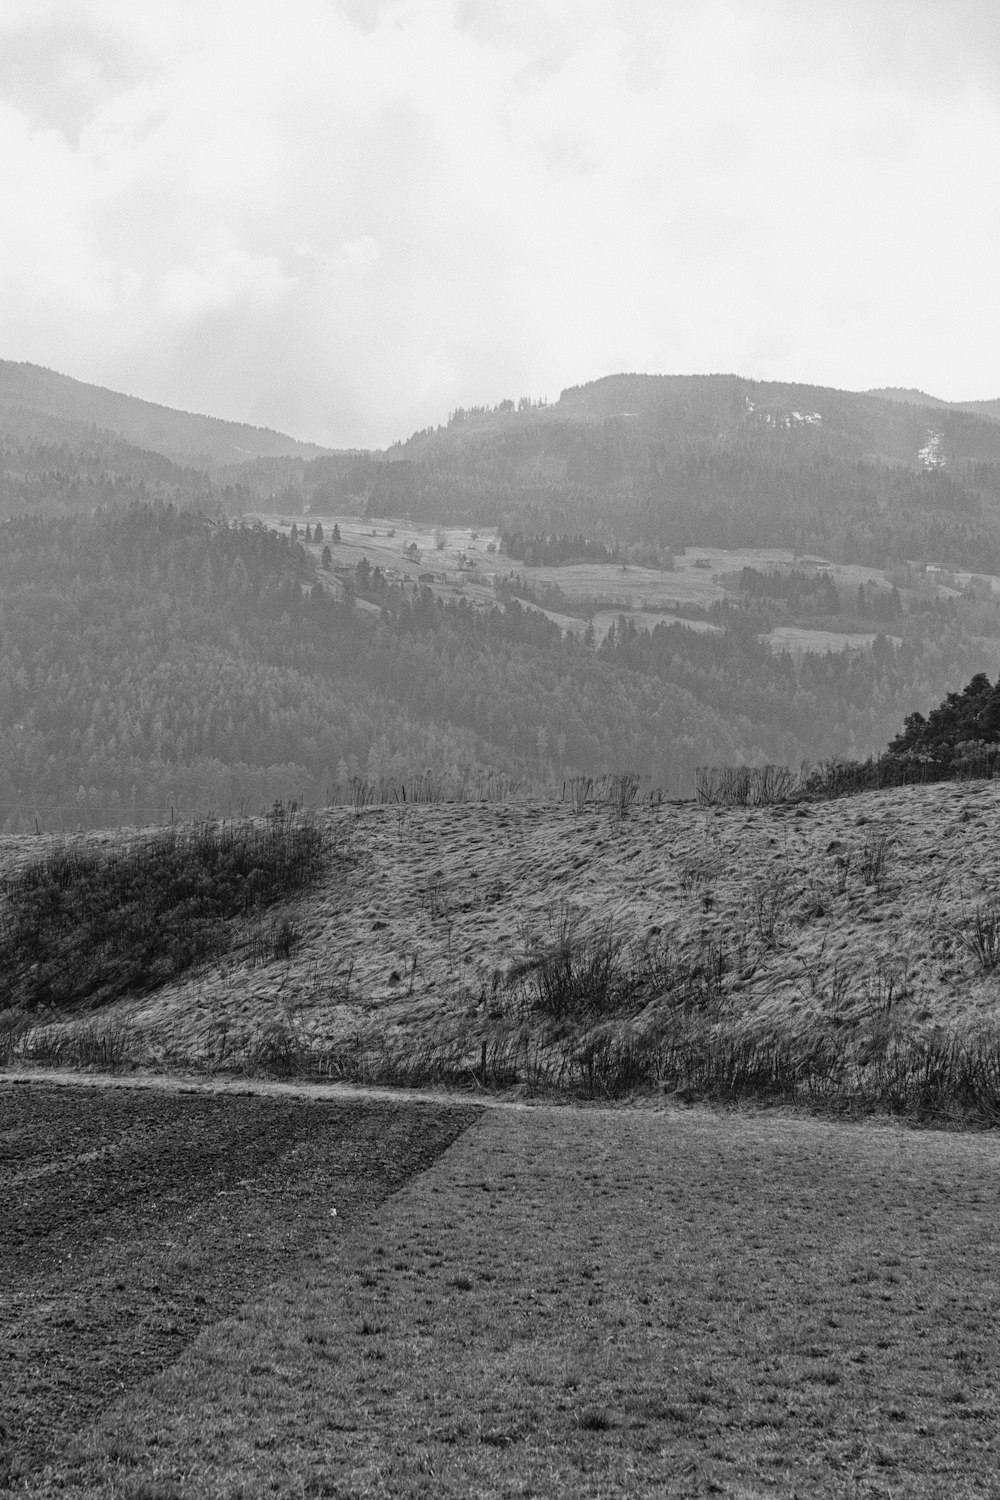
0,1082,479,1486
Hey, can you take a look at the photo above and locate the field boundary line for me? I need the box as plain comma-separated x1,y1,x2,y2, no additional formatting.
0,1065,626,1116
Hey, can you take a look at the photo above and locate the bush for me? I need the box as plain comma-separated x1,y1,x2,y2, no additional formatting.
695,764,798,806
0,813,327,1012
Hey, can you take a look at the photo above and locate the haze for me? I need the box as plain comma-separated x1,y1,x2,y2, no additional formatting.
2,0,998,448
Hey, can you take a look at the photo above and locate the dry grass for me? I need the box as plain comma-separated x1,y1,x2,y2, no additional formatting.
8,779,1000,1120
26,1100,1000,1498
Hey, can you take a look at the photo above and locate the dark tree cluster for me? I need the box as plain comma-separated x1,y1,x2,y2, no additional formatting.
889,672,1000,762
501,532,622,566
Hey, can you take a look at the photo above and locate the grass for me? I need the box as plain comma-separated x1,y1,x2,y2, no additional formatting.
6,783,1000,1128
9,885,1000,1126
26,1101,1000,1498
0,809,329,1014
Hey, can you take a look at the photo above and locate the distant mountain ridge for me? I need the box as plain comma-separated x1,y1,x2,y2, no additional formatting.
396,372,1000,464
0,359,329,468
866,386,1000,423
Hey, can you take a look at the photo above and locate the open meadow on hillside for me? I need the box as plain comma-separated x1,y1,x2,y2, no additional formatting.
9,779,1000,1122
279,514,943,652
6,1079,1000,1499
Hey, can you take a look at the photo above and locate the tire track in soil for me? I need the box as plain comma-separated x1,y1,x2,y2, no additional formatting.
0,1082,481,1487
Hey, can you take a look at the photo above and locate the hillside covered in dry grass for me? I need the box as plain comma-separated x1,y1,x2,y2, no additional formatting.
3,776,1000,1122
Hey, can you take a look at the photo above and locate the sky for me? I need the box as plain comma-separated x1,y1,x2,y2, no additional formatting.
2,0,999,449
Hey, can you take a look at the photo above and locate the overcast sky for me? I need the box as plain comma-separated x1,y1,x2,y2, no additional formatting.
2,0,998,448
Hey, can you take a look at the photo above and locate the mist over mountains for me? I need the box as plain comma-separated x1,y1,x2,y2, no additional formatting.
3,359,1000,832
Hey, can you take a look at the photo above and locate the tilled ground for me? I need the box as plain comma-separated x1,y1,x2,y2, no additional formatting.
0,1080,480,1488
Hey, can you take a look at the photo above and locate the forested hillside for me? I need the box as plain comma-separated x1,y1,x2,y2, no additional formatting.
0,503,996,832
0,360,326,467
252,374,1000,573
4,367,1000,832
0,426,237,519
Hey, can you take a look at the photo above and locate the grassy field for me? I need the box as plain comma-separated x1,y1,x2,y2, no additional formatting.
11,1080,1000,1498
259,513,934,652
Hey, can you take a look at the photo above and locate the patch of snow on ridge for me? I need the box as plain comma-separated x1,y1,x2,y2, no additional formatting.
744,398,822,428
918,431,945,469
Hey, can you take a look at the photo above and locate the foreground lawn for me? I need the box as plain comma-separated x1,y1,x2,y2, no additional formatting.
20,1095,1000,1499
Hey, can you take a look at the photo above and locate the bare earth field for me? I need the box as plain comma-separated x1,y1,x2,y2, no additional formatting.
0,1080,477,1491
5,1078,1000,1498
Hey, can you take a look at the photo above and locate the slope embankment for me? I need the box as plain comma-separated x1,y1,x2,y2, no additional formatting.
3,780,1000,1118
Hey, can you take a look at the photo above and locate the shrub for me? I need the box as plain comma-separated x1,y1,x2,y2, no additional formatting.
0,814,327,1012
695,764,797,806
859,827,896,888
961,901,1000,972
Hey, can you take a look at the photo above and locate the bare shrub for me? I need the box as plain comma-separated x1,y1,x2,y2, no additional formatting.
861,958,910,1019
961,901,1000,972
695,764,797,807
563,776,594,813
750,872,790,950
860,827,897,889
609,772,643,819
338,770,517,807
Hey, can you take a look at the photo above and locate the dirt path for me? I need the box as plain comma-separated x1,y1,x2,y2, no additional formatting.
0,1064,568,1114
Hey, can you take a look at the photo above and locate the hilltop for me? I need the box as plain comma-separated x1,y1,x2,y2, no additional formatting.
0,359,328,468
5,776,1000,1121
870,385,1000,424
270,370,1000,576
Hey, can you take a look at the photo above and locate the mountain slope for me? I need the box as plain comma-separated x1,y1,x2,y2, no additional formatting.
0,360,328,468
868,386,1000,425
304,372,1000,571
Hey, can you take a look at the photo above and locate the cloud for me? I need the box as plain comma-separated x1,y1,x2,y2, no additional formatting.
1,0,999,445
